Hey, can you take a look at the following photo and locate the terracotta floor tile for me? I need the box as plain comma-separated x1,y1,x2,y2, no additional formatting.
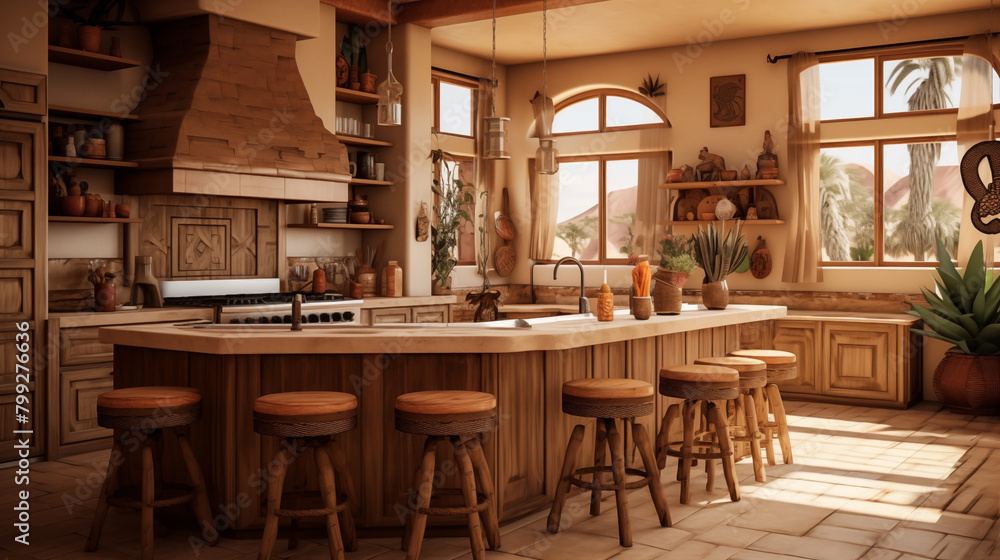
749,533,869,560
729,501,833,536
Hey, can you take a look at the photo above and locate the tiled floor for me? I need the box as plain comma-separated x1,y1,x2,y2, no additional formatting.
2,400,999,560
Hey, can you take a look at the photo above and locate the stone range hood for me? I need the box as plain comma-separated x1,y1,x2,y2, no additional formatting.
117,14,350,202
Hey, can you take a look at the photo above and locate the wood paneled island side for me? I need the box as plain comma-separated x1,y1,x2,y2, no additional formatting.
99,305,785,534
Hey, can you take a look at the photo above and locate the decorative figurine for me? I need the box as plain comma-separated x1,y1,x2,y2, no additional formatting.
696,147,726,181
756,130,779,179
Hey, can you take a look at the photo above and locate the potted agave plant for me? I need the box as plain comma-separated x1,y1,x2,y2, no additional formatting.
652,233,696,314
64,0,138,53
909,239,1000,415
691,221,748,310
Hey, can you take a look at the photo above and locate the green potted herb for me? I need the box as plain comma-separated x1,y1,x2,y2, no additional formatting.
651,233,696,314
909,239,1000,414
64,0,139,53
430,149,474,290
691,221,748,310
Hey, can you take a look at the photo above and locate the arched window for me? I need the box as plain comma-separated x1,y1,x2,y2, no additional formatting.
552,89,668,135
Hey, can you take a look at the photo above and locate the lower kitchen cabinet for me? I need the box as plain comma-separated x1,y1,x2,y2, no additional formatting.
45,309,211,459
364,303,452,325
744,312,922,408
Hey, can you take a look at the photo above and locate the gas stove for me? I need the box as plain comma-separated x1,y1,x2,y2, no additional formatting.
160,278,363,326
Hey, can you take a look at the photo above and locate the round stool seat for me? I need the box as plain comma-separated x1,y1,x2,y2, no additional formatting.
728,349,797,381
659,365,740,400
97,387,201,430
562,378,654,419
395,391,497,436
693,356,767,389
254,391,358,437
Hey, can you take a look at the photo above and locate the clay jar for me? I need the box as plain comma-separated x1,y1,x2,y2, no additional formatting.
312,268,327,294
360,72,377,94
60,195,86,217
84,194,104,217
95,282,116,312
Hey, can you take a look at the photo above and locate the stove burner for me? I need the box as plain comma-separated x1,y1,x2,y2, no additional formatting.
164,291,346,307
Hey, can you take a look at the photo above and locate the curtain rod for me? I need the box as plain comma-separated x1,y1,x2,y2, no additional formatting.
766,34,970,63
431,66,487,84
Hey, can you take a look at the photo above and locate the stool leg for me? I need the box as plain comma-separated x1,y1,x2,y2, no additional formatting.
462,436,500,550
590,419,608,516
708,403,740,502
258,443,293,560
454,437,486,560
85,433,125,552
630,421,670,527
403,436,440,560
767,383,793,464
176,431,219,545
604,418,631,547
678,401,696,504
655,403,680,470
756,387,777,466
742,392,765,483
324,440,358,552
547,424,585,534
315,440,346,560
141,435,155,560
732,395,748,462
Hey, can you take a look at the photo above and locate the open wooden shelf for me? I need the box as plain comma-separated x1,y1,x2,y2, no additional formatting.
659,179,784,190
336,135,392,148
48,45,141,71
48,216,142,223
336,87,380,104
48,155,138,169
49,104,139,121
288,223,394,230
660,219,785,226
349,178,393,187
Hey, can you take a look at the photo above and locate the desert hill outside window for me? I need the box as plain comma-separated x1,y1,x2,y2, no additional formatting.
817,44,1000,266
539,89,669,263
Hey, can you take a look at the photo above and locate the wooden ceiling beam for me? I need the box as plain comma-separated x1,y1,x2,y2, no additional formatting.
320,0,395,26
321,0,609,28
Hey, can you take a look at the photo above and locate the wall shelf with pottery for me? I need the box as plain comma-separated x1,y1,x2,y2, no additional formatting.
288,223,394,231
336,134,392,148
336,87,379,104
48,45,141,71
49,155,138,169
49,105,140,121
660,179,783,225
349,178,393,187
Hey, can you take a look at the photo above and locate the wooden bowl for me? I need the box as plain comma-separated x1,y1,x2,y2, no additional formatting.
350,211,371,224
60,195,86,217
699,212,716,221
115,203,130,218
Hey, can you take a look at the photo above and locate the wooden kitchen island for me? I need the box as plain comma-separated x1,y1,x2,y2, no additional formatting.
99,305,785,535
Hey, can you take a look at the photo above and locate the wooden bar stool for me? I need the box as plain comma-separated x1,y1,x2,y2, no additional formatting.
693,356,768,482
86,387,217,560
728,349,797,465
548,378,670,547
254,391,359,560
654,365,741,504
395,390,500,560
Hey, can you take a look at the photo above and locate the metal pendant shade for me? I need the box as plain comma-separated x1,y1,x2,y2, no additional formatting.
535,0,557,174
483,0,510,159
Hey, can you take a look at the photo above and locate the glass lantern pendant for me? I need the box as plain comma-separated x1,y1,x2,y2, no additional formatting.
483,116,510,159
378,6,402,126
536,138,558,175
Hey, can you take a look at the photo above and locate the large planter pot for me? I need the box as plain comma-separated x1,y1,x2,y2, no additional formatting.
652,270,687,315
932,352,1000,415
78,25,102,53
701,279,729,310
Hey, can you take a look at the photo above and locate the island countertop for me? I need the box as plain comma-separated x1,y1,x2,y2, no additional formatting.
99,304,787,354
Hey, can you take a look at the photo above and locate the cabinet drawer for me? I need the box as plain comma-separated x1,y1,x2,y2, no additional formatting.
60,365,113,445
0,69,46,117
0,388,42,461
413,304,449,323
371,307,411,324
0,199,34,259
60,326,114,366
772,319,820,394
0,269,31,322
822,322,896,401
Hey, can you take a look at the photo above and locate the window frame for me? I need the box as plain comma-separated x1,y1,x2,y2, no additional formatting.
552,88,669,136
431,72,478,139
817,42,978,267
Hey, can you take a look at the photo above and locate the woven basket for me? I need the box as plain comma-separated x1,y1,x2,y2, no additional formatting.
932,351,1000,415
701,280,729,310
652,270,686,314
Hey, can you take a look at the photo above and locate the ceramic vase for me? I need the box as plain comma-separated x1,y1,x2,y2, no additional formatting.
360,72,377,94
95,282,116,312
701,279,729,310
357,265,377,297
631,296,652,320
78,25,102,53
106,122,123,160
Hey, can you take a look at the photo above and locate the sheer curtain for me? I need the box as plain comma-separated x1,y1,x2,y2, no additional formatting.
529,166,558,260
957,35,998,265
781,52,824,283
475,78,497,274
634,128,669,259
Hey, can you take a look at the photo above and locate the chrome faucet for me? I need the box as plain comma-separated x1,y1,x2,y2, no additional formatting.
553,256,590,315
291,293,303,331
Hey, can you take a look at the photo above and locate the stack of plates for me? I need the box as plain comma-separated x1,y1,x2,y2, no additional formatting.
322,207,348,224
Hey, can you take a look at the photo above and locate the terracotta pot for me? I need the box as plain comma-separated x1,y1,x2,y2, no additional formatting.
115,203,130,218
84,194,103,217
356,265,377,297
78,25,102,53
932,352,1000,415
60,195,86,217
360,72,377,94
631,296,652,320
701,279,729,310
95,281,116,312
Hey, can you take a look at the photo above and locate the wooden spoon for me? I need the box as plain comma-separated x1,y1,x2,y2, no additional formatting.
494,188,515,240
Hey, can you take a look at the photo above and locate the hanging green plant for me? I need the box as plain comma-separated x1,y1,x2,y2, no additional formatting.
639,73,665,97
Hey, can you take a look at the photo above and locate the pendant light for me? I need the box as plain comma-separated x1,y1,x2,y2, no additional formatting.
483,0,510,159
535,0,558,174
377,0,402,126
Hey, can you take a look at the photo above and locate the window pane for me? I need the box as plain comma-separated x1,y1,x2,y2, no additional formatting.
882,141,961,261
553,160,599,260
553,97,599,134
820,146,875,262
883,57,960,114
605,96,661,128
455,159,476,265
605,159,638,258
820,59,874,120
438,81,473,136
